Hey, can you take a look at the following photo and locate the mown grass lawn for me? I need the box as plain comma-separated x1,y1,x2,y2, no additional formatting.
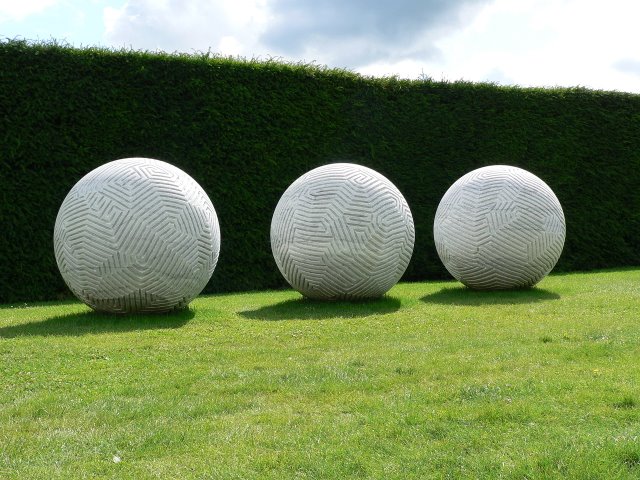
1,268,639,479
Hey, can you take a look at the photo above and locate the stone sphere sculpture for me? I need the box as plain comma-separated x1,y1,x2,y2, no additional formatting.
271,163,415,299
54,157,220,313
434,165,565,290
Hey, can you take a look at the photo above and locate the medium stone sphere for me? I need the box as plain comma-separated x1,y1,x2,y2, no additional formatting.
271,163,415,299
434,165,565,290
54,158,220,313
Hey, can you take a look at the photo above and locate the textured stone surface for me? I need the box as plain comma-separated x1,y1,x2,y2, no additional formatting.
54,158,220,313
434,165,565,290
271,163,415,299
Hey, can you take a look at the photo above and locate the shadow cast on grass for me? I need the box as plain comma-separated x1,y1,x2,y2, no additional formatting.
0,308,194,338
239,296,402,321
421,286,560,306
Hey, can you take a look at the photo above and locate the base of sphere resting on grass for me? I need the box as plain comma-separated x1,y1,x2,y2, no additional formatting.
433,165,565,290
271,163,415,300
54,157,220,313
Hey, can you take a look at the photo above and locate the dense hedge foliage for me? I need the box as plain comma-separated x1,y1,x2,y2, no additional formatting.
1,40,639,303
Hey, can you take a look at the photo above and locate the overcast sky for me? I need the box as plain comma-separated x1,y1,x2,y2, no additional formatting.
2,0,640,93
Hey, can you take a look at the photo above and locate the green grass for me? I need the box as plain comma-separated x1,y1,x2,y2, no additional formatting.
1,268,639,479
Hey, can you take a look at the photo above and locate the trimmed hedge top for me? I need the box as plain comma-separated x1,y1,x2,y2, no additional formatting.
1,40,639,303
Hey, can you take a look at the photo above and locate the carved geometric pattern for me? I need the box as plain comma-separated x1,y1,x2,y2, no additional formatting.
54,158,220,313
434,165,565,290
271,163,415,299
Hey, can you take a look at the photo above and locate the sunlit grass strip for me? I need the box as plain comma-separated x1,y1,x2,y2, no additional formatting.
1,268,639,479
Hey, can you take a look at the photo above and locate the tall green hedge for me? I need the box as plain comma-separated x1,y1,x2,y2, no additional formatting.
1,40,639,303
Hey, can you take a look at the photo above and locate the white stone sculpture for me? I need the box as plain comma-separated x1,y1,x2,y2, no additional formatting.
54,157,220,313
434,165,565,290
271,163,415,299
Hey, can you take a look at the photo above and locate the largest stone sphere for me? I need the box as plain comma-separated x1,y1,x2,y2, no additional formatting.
434,165,565,290
271,163,415,300
54,158,220,313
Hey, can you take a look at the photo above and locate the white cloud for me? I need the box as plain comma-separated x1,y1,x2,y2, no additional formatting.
102,0,488,68
103,0,270,56
260,0,486,68
0,0,60,22
614,59,640,77
358,0,640,92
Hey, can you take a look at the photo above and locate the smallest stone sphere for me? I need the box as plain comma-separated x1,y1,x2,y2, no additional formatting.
433,165,566,290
